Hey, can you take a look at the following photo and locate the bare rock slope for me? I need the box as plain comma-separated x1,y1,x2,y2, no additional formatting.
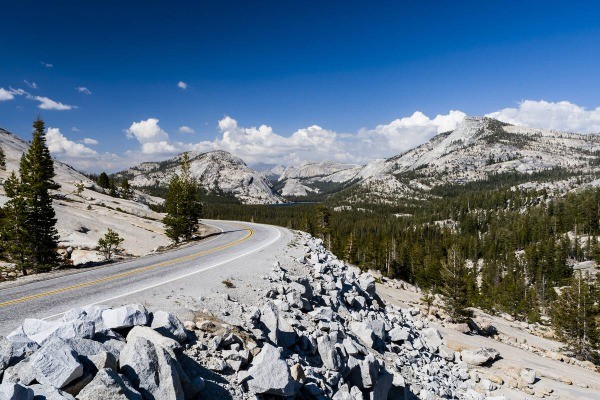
0,127,169,264
119,150,283,204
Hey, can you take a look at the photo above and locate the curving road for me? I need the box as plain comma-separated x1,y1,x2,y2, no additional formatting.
0,220,288,337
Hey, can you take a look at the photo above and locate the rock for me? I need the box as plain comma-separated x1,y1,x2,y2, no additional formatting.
126,326,180,353
183,321,196,331
388,326,410,342
0,382,34,400
77,368,142,400
89,351,118,372
479,378,498,391
520,368,537,384
316,335,341,371
245,344,295,396
20,319,95,346
370,370,393,400
183,376,205,399
102,304,149,330
358,274,376,296
29,384,76,399
350,321,384,350
290,363,305,383
119,336,184,400
62,371,94,396
29,338,83,389
460,347,500,366
333,384,364,400
5,327,39,356
259,302,296,348
195,320,216,332
150,311,188,343
61,305,109,331
438,345,454,361
420,328,443,352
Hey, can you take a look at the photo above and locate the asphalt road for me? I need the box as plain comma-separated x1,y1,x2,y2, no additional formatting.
0,219,287,337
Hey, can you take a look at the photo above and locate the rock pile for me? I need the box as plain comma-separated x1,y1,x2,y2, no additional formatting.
0,234,505,399
181,235,504,399
0,304,204,400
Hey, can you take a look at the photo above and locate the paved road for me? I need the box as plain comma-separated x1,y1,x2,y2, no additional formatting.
0,219,286,337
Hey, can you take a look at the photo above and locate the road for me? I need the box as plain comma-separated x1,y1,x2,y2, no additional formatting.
0,219,289,338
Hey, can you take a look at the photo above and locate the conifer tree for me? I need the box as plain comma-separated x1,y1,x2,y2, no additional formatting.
120,178,133,199
0,145,5,170
440,245,472,322
316,204,331,249
1,172,31,275
98,228,124,260
97,172,110,189
163,153,202,243
15,118,60,272
552,272,599,361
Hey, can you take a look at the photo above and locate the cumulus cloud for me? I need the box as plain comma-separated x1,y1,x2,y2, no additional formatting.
178,125,195,134
34,96,75,111
76,86,92,95
126,118,177,154
46,128,97,157
81,138,99,145
0,88,15,101
486,100,600,134
24,80,38,89
177,81,188,90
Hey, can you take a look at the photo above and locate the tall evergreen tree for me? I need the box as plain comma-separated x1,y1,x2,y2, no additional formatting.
97,172,110,189
316,205,332,249
163,153,202,243
120,178,133,199
1,172,31,275
0,145,5,170
19,118,60,272
439,245,472,322
552,272,599,361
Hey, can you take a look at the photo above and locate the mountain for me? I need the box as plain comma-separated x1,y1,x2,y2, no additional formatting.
335,116,600,204
119,150,283,204
252,162,287,179
274,160,363,198
0,127,169,263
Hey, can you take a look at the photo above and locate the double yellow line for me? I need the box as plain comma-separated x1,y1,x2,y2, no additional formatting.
0,228,253,308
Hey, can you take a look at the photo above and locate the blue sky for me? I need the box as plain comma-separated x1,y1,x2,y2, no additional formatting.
2,1,600,171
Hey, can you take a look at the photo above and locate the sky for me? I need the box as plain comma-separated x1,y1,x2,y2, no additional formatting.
2,1,600,172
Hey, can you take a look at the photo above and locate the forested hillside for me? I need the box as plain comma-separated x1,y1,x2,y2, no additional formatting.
205,184,600,361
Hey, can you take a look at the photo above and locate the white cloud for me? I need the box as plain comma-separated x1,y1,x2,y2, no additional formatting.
126,118,177,154
178,125,195,134
40,61,53,68
34,96,75,111
0,88,15,101
71,127,81,132
486,100,600,134
76,86,92,95
81,138,98,145
46,128,97,157
177,81,188,90
24,80,38,89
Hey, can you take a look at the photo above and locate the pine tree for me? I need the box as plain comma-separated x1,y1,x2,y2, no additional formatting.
0,172,31,275
0,145,5,170
108,177,116,197
163,153,202,243
316,205,331,249
98,229,124,260
18,118,60,272
439,245,472,322
552,271,599,361
120,178,133,199
97,172,110,189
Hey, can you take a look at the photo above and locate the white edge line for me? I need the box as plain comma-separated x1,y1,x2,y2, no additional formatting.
42,224,283,321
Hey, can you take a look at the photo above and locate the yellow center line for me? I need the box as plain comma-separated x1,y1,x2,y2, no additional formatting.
0,227,253,308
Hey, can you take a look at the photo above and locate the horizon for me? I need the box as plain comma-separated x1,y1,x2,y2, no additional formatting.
2,1,600,172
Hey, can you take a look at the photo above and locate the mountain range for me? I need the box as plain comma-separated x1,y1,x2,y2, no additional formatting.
3,115,600,209
118,116,600,204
